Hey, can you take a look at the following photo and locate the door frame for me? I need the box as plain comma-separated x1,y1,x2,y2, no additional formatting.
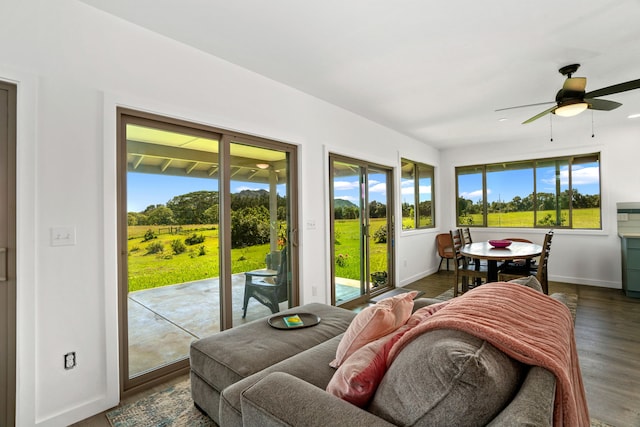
116,107,300,396
329,153,395,308
1,80,17,427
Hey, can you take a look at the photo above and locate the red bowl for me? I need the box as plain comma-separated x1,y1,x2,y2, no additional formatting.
488,239,512,248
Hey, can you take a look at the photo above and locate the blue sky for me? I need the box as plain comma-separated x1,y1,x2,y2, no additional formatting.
459,164,600,203
333,173,433,205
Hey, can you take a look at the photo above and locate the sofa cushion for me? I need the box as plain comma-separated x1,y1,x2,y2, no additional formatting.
508,275,543,293
220,335,344,427
330,290,417,368
368,329,524,427
326,302,448,406
190,302,355,403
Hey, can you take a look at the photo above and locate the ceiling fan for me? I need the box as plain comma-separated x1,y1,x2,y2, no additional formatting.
496,64,640,124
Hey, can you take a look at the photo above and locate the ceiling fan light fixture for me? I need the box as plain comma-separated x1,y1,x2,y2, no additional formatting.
555,100,588,117
256,163,270,169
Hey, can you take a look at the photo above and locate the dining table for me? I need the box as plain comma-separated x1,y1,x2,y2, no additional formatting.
460,241,542,283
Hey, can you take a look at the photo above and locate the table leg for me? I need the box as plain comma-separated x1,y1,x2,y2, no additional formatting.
487,260,499,282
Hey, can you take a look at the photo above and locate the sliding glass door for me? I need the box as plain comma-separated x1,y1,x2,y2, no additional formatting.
330,154,394,308
118,109,298,394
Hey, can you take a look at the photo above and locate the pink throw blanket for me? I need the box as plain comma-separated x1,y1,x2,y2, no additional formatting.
388,282,589,427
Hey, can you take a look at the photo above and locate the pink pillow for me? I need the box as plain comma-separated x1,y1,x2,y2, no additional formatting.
326,327,403,406
326,301,449,406
329,291,418,368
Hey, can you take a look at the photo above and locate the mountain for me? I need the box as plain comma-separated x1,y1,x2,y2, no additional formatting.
334,198,358,209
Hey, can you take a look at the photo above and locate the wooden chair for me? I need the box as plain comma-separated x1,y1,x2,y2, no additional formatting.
498,231,553,294
500,237,534,271
460,226,487,275
436,233,455,271
242,247,289,317
461,227,473,245
450,229,488,296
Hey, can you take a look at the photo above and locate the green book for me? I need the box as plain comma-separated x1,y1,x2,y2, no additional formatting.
282,314,304,327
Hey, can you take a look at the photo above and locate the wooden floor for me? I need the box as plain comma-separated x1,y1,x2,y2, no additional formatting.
74,271,640,427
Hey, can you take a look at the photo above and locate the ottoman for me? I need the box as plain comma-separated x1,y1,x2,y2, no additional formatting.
189,302,356,424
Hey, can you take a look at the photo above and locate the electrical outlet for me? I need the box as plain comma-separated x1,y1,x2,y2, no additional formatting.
64,352,76,370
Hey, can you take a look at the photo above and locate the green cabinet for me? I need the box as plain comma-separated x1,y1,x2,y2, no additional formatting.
621,236,640,298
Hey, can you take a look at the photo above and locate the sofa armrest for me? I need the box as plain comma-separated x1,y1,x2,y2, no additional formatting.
412,297,445,312
487,366,556,427
240,372,395,427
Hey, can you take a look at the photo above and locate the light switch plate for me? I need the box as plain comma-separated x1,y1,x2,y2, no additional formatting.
50,227,76,246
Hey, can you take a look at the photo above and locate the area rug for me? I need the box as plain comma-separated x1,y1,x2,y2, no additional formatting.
435,288,578,321
107,375,613,427
106,380,215,427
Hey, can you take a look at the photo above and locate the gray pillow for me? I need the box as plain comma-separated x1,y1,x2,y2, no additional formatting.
508,275,543,293
368,329,523,427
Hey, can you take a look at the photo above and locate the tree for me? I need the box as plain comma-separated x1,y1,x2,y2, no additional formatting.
167,191,218,224
369,200,386,218
203,204,219,224
146,206,175,225
230,205,270,248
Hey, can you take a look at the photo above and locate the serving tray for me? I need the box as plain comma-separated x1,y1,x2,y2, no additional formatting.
268,312,321,329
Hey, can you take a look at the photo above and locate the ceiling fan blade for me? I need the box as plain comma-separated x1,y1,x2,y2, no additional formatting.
563,77,586,92
495,101,554,112
586,98,622,111
585,78,640,98
523,105,557,124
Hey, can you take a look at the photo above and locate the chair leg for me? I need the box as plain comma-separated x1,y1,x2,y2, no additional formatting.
242,288,251,318
438,257,444,272
267,293,280,314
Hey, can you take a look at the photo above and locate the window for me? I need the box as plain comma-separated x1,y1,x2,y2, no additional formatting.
456,153,600,229
401,159,435,230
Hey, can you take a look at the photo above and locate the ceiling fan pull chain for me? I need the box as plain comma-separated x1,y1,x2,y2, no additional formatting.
592,110,595,138
549,114,553,142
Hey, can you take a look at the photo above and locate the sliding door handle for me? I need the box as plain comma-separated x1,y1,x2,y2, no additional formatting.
0,247,6,281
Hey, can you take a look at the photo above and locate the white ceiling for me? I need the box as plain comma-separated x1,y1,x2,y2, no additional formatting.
80,0,640,149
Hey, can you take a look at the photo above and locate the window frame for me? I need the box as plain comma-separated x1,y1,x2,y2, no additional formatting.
400,158,435,230
455,152,601,230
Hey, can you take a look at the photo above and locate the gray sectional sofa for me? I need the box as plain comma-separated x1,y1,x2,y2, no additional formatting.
190,288,563,426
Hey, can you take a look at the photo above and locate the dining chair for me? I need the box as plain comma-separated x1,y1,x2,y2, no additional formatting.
242,247,289,318
436,233,455,271
498,231,553,294
460,226,487,274
500,237,534,271
450,229,488,296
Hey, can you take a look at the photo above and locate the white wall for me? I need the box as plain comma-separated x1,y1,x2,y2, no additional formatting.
440,122,640,288
1,0,440,425
5,0,635,424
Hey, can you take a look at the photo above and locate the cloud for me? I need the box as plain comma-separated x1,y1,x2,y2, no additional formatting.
571,165,600,186
401,180,431,196
461,189,488,200
334,180,359,191
235,185,261,192
369,182,387,193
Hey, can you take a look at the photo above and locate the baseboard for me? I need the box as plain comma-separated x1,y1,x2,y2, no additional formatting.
549,274,621,289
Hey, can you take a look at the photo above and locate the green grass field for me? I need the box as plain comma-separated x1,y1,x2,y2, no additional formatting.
460,208,600,228
127,208,599,292
333,218,389,281
127,224,271,292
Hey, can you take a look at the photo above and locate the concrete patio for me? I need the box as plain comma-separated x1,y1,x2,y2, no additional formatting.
127,273,361,376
